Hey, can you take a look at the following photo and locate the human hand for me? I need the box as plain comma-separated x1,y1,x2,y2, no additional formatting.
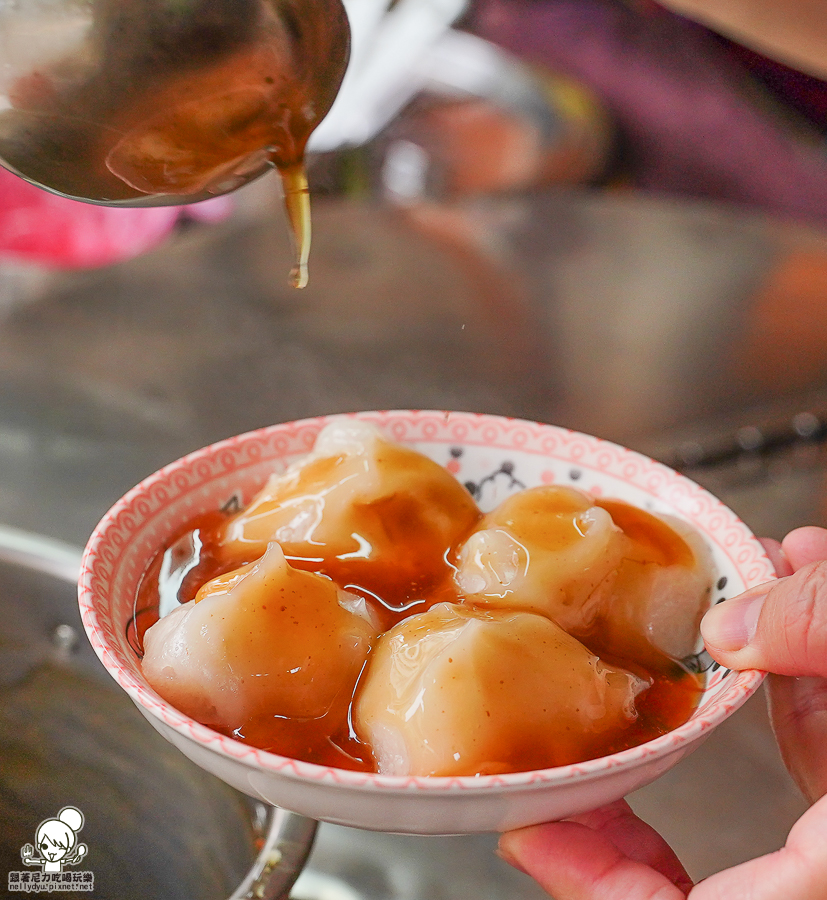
654,0,827,81
497,526,827,899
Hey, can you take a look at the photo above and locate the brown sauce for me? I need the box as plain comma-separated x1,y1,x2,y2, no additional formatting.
219,442,481,631
281,163,311,289
494,486,596,550
134,492,705,774
589,653,701,758
0,0,349,287
596,499,694,568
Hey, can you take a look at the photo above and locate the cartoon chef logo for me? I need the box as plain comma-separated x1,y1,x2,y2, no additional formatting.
21,807,88,874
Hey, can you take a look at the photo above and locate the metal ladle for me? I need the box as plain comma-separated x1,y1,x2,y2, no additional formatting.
0,0,351,287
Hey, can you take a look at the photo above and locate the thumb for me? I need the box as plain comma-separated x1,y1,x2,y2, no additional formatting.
702,562,827,801
700,562,827,676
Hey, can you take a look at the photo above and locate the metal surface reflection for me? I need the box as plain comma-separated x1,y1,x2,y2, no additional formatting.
0,0,348,206
0,528,316,900
0,189,824,538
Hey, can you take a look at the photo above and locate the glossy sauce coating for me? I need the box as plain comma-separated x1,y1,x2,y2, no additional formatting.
136,466,706,774
455,485,623,632
586,499,713,668
0,0,349,286
356,602,676,777
219,439,481,632
596,499,694,568
140,541,376,770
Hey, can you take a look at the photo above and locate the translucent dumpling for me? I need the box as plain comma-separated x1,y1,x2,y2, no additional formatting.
586,501,714,667
454,486,623,632
353,602,648,777
220,420,480,613
141,542,377,734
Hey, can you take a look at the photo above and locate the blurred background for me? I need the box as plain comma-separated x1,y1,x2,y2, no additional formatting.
1,0,825,896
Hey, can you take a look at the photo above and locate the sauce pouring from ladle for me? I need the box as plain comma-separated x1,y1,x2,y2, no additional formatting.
0,0,351,288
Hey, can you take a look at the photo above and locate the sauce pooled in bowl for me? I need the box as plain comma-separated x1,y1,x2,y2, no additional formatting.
135,420,711,776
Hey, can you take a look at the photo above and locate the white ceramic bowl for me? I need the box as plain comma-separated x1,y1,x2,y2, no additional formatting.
79,411,774,834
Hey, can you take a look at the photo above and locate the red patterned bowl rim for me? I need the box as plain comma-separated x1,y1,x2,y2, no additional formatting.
78,411,772,793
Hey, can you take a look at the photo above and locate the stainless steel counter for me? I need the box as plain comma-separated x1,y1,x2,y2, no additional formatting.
0,181,822,892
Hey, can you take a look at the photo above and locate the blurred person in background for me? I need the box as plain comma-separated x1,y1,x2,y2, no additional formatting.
658,0,827,80
471,0,827,227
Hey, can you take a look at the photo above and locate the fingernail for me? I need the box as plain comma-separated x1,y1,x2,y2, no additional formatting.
701,584,771,651
495,846,528,875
